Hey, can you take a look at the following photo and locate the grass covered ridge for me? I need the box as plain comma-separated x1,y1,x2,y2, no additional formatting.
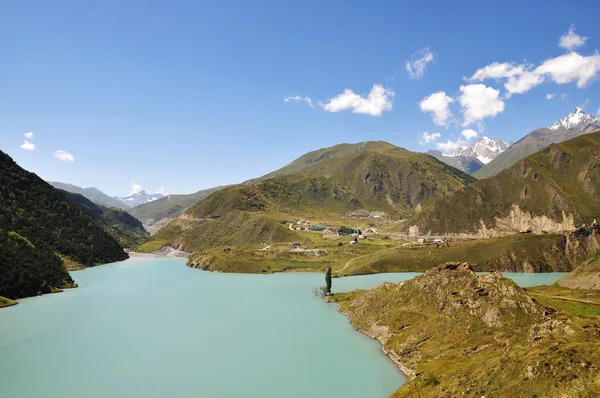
333,263,600,397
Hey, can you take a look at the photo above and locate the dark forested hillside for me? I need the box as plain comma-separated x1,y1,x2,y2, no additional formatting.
58,190,149,247
0,150,128,299
0,230,74,299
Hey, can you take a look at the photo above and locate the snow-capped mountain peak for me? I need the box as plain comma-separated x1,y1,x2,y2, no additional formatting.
549,107,598,130
447,136,510,164
114,190,164,208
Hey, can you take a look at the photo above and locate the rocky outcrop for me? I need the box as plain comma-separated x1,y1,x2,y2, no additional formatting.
334,262,600,397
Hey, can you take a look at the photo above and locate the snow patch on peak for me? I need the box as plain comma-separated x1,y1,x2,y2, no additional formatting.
549,107,598,130
447,136,510,164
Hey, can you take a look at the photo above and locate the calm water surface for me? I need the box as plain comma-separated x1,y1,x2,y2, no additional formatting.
0,258,567,398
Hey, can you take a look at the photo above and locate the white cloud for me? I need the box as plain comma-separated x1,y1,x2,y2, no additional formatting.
406,48,435,80
419,91,454,127
157,186,166,195
468,62,525,81
561,93,569,99
436,140,463,153
20,141,35,151
535,52,600,88
559,25,588,51
545,93,555,100
24,132,34,139
419,132,441,145
459,84,505,126
460,129,478,140
53,150,75,163
283,95,314,109
321,84,394,117
504,71,545,96
130,183,143,195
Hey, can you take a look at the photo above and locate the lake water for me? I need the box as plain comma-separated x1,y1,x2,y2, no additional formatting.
0,258,568,398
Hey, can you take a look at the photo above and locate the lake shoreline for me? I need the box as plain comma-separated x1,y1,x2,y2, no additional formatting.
327,297,412,383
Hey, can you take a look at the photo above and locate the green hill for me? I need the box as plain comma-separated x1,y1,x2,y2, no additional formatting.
333,262,600,397
0,150,128,300
187,175,365,218
249,141,475,216
58,190,149,248
49,181,130,210
407,131,600,235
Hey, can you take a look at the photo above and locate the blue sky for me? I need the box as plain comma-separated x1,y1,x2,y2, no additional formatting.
1,0,599,196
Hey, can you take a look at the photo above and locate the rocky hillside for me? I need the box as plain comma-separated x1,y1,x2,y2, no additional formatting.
251,141,476,217
407,131,600,236
559,253,600,290
58,190,149,248
334,263,600,397
475,108,600,179
559,225,600,290
0,150,128,300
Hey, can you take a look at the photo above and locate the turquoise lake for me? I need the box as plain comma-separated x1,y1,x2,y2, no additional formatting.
0,258,568,398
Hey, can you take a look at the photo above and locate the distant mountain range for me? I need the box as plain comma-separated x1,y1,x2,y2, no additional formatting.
408,131,600,236
49,181,131,210
474,108,600,179
114,190,164,208
427,137,511,174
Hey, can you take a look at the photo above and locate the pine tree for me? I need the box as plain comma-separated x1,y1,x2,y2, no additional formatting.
325,267,332,296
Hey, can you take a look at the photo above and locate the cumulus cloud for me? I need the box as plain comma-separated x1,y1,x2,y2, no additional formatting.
283,95,314,109
419,91,454,127
24,132,34,139
130,183,143,195
460,129,478,140
504,70,545,97
546,93,555,100
20,141,35,151
459,84,505,126
419,132,441,145
53,150,75,163
559,25,588,51
535,52,600,88
321,84,394,117
436,140,463,153
466,26,599,97
406,48,435,80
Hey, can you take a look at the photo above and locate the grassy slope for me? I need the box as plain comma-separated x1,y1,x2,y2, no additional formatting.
186,175,365,218
127,186,226,224
0,296,17,308
558,252,600,290
333,264,600,397
409,131,600,234
59,190,149,247
251,141,476,217
336,234,573,276
49,181,130,210
137,210,301,253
